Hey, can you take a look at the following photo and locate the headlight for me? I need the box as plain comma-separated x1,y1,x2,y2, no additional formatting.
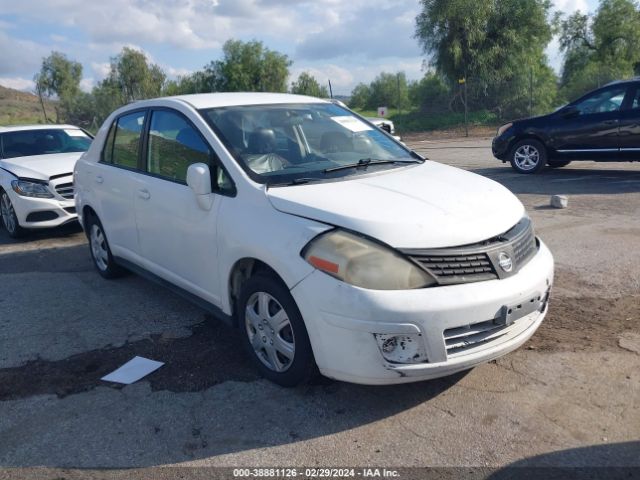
302,229,436,290
497,122,513,136
11,180,54,198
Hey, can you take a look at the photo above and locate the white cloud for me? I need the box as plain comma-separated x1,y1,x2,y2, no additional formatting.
79,77,94,92
0,30,47,76
0,76,35,91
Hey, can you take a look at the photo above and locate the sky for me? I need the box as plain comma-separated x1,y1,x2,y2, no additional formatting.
0,0,598,96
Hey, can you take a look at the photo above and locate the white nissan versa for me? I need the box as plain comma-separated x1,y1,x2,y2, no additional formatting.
0,125,92,237
75,93,554,386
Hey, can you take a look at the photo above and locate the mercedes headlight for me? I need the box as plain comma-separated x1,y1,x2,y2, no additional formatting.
11,180,54,198
302,229,436,290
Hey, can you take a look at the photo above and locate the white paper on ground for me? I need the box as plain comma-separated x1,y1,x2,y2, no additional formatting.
101,356,164,384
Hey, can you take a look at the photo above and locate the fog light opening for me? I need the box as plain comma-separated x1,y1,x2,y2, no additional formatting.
374,333,428,364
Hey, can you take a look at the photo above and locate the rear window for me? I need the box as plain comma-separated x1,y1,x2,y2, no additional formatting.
1,129,92,159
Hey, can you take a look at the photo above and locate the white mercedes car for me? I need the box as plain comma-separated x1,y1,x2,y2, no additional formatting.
75,93,554,386
0,124,92,237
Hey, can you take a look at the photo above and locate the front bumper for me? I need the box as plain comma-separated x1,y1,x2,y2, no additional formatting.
291,239,554,385
9,191,77,229
492,133,514,161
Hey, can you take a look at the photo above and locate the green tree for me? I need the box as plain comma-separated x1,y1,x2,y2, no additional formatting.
34,51,83,122
558,0,640,100
367,72,410,111
104,47,166,103
409,72,451,113
348,83,372,109
290,72,329,97
415,0,558,118
205,40,291,92
163,71,212,95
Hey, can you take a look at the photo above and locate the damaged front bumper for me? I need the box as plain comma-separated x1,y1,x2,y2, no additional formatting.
290,239,554,385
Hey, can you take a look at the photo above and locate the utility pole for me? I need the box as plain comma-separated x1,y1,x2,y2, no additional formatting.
328,79,333,99
397,73,401,115
459,70,468,137
529,66,533,117
464,77,468,137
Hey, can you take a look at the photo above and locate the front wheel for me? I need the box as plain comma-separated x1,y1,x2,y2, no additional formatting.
86,215,125,279
509,139,547,174
0,190,25,238
238,273,315,386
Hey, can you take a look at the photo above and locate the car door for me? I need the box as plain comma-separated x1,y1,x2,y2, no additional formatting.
90,109,147,259
549,85,629,160
618,84,640,159
133,107,233,307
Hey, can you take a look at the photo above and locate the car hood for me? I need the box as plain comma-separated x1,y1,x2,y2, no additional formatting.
0,152,81,181
266,162,525,249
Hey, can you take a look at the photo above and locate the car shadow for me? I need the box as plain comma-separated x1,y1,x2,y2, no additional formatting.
487,441,640,478
470,165,640,196
0,221,84,247
0,243,466,468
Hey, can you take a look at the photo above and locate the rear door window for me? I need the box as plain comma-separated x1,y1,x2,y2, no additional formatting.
104,111,146,169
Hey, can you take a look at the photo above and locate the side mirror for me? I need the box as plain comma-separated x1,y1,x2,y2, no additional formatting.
560,106,580,118
186,163,213,210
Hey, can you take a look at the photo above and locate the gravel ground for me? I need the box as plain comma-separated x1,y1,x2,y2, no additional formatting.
0,135,638,478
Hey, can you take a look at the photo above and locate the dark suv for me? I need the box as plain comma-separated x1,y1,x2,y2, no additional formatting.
493,79,640,173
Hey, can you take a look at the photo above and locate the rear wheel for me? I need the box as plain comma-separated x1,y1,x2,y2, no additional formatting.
547,160,572,168
238,273,315,386
86,215,125,279
509,139,547,174
0,190,25,238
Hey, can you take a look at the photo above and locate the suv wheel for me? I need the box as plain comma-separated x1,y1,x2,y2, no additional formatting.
510,139,547,174
0,190,25,238
87,215,125,279
547,160,571,168
238,273,315,386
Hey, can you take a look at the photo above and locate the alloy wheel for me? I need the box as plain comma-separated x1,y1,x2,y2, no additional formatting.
513,144,540,171
0,193,17,234
90,223,109,271
245,291,296,372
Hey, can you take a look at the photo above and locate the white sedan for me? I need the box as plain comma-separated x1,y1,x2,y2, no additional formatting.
0,124,92,237
75,93,553,386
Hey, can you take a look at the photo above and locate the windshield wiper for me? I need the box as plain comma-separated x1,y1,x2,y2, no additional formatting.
323,158,421,173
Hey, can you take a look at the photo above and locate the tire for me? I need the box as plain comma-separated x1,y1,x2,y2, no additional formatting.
0,189,26,238
238,273,315,387
547,160,572,168
509,139,547,174
86,214,125,279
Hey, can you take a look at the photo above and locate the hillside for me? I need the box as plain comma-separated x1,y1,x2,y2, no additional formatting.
0,84,56,126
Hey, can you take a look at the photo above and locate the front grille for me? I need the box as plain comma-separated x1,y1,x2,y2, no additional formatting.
55,182,74,199
513,225,537,266
410,253,496,285
444,320,510,357
402,217,537,286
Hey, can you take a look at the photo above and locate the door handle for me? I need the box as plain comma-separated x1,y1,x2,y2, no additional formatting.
138,189,151,200
603,119,619,125
95,175,104,184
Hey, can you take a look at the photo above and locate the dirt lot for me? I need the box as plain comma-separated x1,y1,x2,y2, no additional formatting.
0,136,638,477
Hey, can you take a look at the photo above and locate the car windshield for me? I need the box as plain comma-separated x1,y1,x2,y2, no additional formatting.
1,128,92,159
199,103,418,185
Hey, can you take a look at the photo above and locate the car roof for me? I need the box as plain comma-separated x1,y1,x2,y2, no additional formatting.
0,124,83,133
131,92,329,110
603,78,640,87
